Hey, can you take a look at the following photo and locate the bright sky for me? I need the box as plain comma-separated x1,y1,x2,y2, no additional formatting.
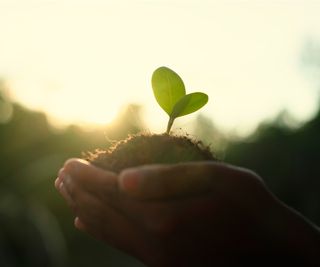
1,0,320,135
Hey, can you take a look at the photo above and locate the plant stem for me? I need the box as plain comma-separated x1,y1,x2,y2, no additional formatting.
166,117,174,134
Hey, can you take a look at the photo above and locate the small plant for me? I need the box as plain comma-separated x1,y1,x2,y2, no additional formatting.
152,66,208,134
86,66,215,173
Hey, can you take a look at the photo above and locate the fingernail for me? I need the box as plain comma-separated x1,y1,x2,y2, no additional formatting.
119,169,141,193
74,217,85,230
54,178,60,189
59,181,64,190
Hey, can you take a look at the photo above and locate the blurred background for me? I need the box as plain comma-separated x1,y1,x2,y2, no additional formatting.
0,0,320,266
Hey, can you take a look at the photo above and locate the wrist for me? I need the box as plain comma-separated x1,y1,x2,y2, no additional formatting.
261,198,320,265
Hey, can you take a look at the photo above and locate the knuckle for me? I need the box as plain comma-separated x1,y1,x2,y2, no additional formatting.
64,158,78,170
241,169,264,185
64,158,88,176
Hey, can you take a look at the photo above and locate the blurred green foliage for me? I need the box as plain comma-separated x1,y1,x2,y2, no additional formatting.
0,83,319,266
0,87,144,267
225,105,320,225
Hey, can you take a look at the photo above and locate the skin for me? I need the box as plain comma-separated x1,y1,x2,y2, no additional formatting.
55,159,320,267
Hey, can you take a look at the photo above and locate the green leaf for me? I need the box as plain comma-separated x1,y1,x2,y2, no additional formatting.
151,66,186,115
170,92,208,119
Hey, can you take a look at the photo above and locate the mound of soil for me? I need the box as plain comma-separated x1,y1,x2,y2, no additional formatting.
86,133,216,173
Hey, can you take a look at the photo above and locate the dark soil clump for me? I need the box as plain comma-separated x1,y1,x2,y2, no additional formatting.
86,133,216,173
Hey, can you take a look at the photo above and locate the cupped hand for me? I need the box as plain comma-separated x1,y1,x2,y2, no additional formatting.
55,159,320,267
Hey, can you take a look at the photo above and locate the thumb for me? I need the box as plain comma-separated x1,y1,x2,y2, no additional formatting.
118,162,246,200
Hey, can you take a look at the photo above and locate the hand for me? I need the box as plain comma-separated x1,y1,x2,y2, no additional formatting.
55,159,320,267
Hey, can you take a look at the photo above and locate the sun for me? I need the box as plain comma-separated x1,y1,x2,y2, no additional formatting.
9,76,122,128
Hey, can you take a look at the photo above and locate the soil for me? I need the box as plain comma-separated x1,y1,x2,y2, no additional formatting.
86,133,216,173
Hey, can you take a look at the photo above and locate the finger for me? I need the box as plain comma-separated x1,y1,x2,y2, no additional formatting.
54,177,60,190
73,196,147,257
74,217,86,231
118,162,257,200
57,181,77,212
61,158,118,195
118,162,214,199
54,168,65,190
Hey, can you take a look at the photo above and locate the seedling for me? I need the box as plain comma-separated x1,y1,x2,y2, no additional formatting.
87,66,215,172
152,66,208,134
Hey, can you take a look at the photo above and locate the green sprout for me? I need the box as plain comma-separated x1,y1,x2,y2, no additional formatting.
151,66,209,134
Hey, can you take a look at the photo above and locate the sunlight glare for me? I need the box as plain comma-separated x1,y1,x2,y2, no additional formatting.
1,1,320,135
